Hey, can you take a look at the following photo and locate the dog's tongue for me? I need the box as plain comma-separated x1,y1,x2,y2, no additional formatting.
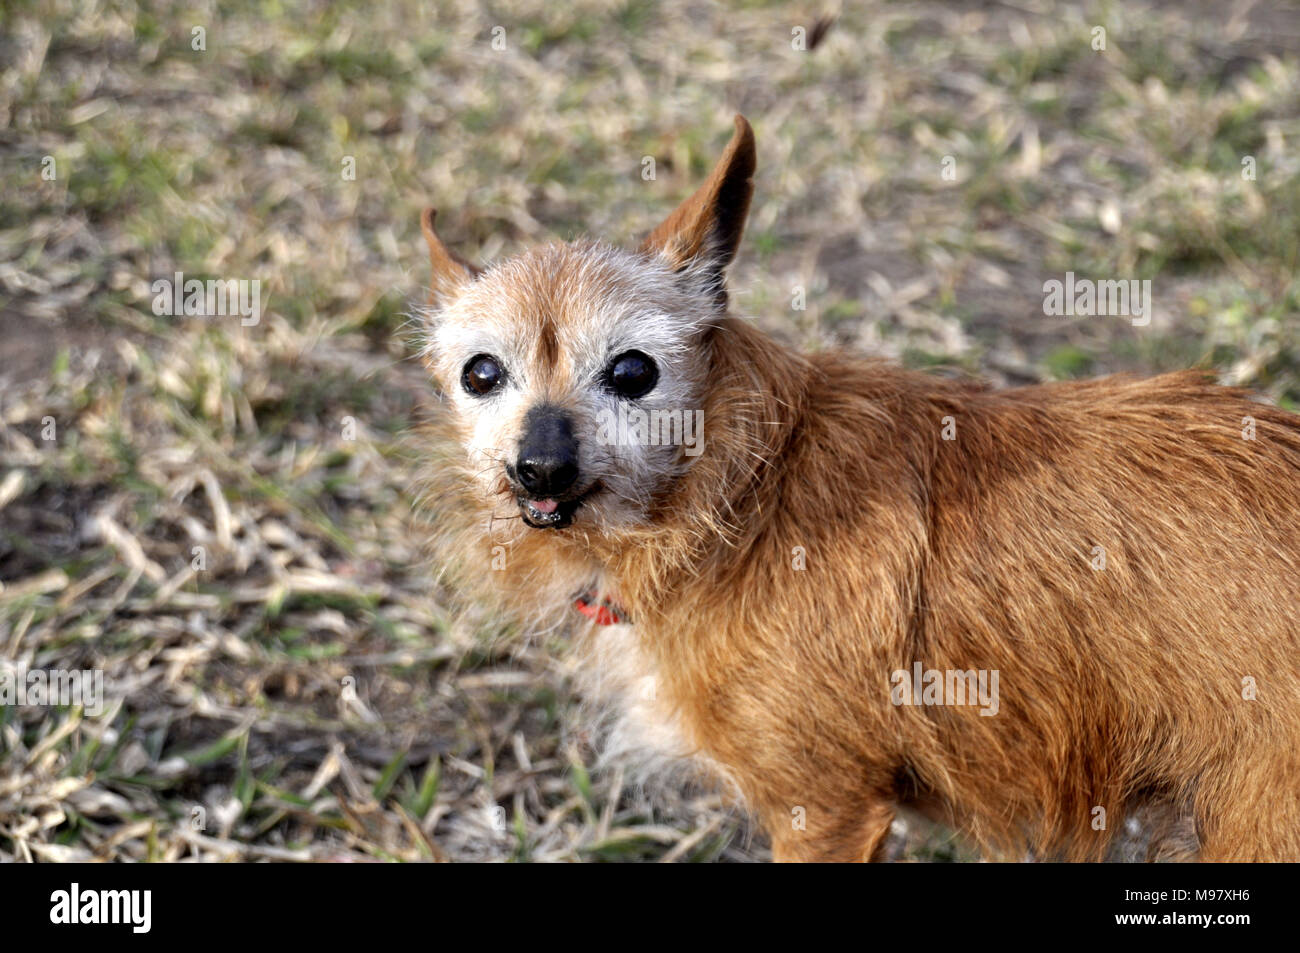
530,499,559,514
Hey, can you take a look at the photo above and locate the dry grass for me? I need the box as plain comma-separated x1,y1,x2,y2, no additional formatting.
1,0,1298,862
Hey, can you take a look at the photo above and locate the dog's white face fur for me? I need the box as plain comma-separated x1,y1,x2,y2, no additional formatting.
421,240,718,540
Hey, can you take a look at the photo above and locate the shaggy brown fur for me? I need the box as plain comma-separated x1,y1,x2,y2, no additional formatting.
416,116,1300,862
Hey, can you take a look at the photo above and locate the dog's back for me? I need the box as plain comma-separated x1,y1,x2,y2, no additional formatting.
913,367,1300,860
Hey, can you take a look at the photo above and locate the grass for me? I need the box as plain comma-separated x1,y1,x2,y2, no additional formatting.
1,0,1298,862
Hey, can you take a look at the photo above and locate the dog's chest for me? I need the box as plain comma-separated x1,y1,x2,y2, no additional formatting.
571,621,699,779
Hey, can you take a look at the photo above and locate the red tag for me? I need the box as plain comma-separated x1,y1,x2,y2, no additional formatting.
574,592,626,625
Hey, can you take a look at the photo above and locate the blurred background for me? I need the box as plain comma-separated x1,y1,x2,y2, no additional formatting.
1,0,1298,862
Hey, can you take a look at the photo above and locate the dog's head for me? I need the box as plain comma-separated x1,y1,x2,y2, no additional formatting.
419,116,755,538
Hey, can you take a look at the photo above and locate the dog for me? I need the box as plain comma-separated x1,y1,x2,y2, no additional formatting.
416,115,1300,861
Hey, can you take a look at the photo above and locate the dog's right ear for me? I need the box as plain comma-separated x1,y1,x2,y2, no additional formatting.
640,114,756,309
421,207,481,307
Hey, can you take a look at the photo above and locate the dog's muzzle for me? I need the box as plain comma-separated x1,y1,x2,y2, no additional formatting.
510,405,592,529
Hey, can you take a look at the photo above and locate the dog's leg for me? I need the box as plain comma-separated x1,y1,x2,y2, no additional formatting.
768,798,896,863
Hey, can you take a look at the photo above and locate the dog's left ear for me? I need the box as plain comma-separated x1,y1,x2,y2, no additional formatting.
640,114,756,308
421,207,481,307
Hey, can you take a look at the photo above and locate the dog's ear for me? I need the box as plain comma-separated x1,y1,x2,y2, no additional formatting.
640,114,755,308
421,207,481,306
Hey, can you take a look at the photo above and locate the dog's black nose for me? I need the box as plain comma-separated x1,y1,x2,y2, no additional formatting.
516,406,579,497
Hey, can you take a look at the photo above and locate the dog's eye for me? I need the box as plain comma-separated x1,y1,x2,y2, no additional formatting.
606,350,658,399
462,354,504,396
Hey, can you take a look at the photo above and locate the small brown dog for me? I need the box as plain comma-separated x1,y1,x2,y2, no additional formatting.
418,115,1300,861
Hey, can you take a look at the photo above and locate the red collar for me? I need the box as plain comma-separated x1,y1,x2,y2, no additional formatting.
574,591,629,626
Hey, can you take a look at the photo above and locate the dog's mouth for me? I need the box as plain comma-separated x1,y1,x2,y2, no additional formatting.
516,483,602,529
